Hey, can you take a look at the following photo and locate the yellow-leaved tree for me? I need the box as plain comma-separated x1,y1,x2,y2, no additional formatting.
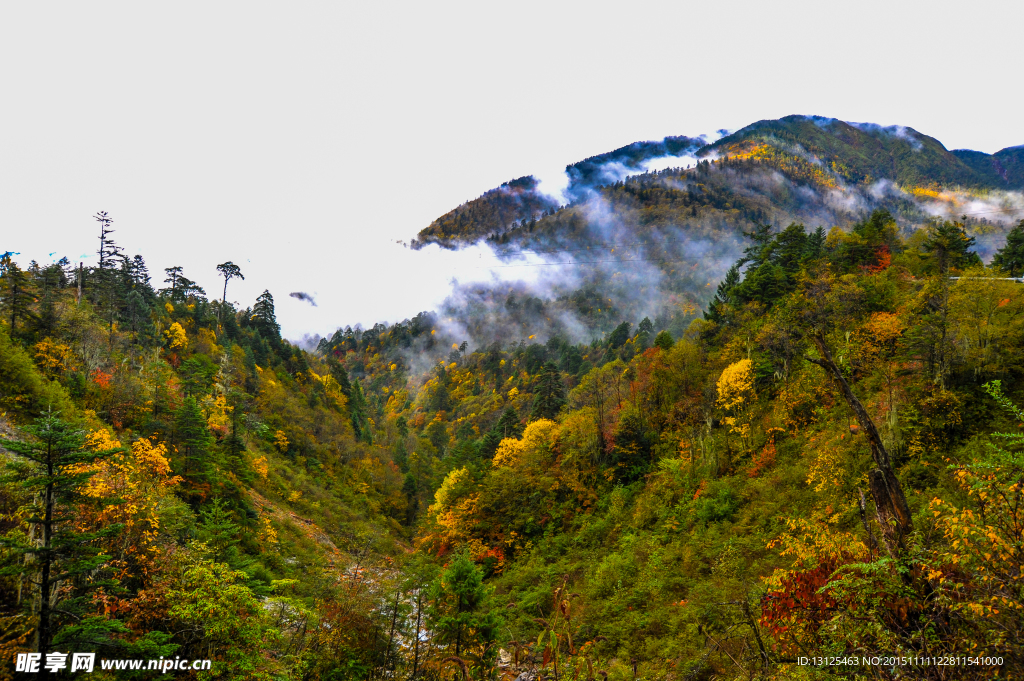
716,359,755,450
78,430,183,568
716,359,754,411
164,322,187,350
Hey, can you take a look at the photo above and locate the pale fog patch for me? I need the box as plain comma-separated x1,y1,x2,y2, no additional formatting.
640,154,701,173
869,179,900,200
534,165,571,205
849,122,924,151
825,188,872,215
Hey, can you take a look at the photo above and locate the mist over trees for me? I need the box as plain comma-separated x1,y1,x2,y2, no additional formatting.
3,114,1024,678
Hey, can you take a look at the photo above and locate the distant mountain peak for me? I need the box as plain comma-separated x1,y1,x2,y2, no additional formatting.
413,115,1023,249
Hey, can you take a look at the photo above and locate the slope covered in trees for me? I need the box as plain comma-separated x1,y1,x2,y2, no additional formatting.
3,204,1024,676
414,115,1024,250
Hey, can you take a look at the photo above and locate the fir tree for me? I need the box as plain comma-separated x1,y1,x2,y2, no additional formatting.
427,550,498,658
174,396,214,485
992,220,1024,277
737,222,775,268
530,362,566,421
805,225,827,260
251,290,280,341
923,219,981,274
0,412,124,653
325,355,352,398
481,406,523,456
607,321,631,349
0,255,37,336
704,263,740,322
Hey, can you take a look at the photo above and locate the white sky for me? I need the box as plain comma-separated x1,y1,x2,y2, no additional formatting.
2,1,1022,341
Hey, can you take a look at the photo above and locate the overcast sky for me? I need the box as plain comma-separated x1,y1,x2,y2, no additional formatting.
2,1,1022,341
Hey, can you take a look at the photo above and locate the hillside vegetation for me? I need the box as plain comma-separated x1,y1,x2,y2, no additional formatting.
3,157,1024,678
414,115,1024,251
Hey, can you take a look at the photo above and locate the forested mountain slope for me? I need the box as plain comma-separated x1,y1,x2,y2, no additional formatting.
414,115,1024,252
3,118,1024,680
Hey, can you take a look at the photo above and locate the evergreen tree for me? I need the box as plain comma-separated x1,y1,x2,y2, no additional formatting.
607,321,631,349
427,550,498,658
251,290,280,340
126,254,154,294
922,219,981,274
704,264,740,322
429,366,451,412
216,261,244,322
0,255,37,336
0,412,124,653
223,392,247,474
325,355,352,398
613,406,654,482
493,406,523,440
636,317,654,349
530,362,566,421
174,396,214,485
34,262,65,339
804,225,827,260
654,329,674,350
216,261,244,306
348,378,371,443
771,222,809,273
992,220,1024,277
123,288,151,341
161,266,183,298
737,222,775,268
481,406,523,456
195,499,242,566
94,212,126,339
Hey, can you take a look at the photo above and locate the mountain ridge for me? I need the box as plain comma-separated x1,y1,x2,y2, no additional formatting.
413,114,1023,250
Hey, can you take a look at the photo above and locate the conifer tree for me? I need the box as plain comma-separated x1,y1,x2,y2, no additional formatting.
737,222,775,268
804,225,827,260
348,379,371,443
34,262,66,339
481,406,523,456
162,266,183,298
325,355,352,398
704,264,740,322
251,290,280,341
216,262,244,322
94,212,127,340
174,396,214,485
992,220,1024,277
530,362,566,421
607,321,631,349
0,255,37,336
427,550,498,658
0,412,123,653
216,261,244,306
922,219,981,274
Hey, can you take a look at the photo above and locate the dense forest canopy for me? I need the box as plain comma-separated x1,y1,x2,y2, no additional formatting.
3,116,1024,680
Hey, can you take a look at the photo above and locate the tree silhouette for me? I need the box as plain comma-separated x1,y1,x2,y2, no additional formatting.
251,290,280,340
216,262,244,321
